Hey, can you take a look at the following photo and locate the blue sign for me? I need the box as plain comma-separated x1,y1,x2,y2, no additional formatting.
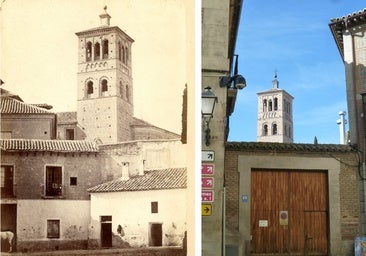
242,195,248,203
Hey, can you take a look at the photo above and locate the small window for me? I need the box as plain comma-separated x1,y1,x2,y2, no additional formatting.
87,81,93,98
101,80,108,96
151,201,158,213
1,165,13,197
94,42,100,60
274,98,278,111
263,125,268,136
86,41,92,61
70,177,77,186
47,220,60,239
263,99,267,112
118,42,122,61
102,39,109,59
65,129,75,140
272,123,278,135
268,100,273,111
100,216,112,222
45,166,62,197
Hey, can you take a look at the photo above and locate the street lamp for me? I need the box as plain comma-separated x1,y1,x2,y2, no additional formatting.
202,86,217,146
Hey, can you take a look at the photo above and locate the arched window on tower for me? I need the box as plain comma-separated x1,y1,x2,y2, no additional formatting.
86,81,93,98
263,124,268,136
263,99,267,112
102,40,109,59
125,47,129,63
126,84,130,102
272,123,277,135
119,81,123,97
268,100,273,111
122,47,126,64
118,42,122,61
274,97,278,111
94,42,100,60
86,42,92,62
101,79,108,97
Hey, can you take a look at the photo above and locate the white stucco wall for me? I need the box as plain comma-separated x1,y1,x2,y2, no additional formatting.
17,200,90,242
90,188,187,247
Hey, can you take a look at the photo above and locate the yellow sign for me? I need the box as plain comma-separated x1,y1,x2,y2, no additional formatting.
202,204,212,216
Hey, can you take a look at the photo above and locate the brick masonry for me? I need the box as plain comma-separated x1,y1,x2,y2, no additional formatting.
225,145,361,255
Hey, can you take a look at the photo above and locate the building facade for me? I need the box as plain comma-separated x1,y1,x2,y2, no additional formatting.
1,3,195,253
201,0,243,255
225,142,361,256
329,8,366,235
257,75,294,143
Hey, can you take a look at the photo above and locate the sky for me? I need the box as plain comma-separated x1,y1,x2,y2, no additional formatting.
229,0,366,144
0,0,190,135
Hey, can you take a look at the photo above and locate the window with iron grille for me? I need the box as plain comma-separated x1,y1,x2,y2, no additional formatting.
45,166,62,197
0,165,13,197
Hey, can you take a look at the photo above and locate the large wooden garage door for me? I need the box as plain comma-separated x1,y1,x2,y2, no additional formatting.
251,170,328,255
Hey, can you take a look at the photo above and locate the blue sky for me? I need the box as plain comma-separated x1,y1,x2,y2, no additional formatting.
229,1,366,144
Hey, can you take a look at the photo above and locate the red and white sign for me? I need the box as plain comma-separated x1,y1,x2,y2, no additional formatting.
202,177,214,189
201,164,214,175
202,190,214,202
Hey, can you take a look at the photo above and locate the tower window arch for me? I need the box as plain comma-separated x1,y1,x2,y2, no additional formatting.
125,47,129,62
86,81,93,98
268,100,273,111
94,42,100,60
118,41,122,61
126,84,130,102
102,39,109,59
86,41,92,62
101,79,108,97
263,99,267,112
122,46,126,64
272,123,278,135
119,81,123,97
263,124,268,136
274,97,278,111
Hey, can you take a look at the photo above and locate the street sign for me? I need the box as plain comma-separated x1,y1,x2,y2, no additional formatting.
201,190,214,202
202,150,215,162
202,204,212,216
202,177,214,189
201,164,214,175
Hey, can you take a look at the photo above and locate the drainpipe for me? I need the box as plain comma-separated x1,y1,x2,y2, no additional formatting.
222,187,226,256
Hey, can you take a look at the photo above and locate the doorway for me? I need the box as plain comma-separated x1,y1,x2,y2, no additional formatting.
250,170,328,255
149,223,162,246
100,216,112,248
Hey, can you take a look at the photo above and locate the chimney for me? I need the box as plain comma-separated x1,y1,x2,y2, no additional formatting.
121,162,129,180
336,111,347,144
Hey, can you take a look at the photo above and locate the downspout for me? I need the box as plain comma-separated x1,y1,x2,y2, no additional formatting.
222,187,226,256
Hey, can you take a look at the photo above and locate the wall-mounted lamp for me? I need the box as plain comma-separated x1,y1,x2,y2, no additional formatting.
202,86,217,146
220,54,246,89
219,74,246,89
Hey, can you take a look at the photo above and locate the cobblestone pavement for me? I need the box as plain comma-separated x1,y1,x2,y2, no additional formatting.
1,247,185,256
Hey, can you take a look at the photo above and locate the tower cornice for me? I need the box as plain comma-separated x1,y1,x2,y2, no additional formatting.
76,26,134,43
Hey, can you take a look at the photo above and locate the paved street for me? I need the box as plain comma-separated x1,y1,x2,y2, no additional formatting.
1,247,185,256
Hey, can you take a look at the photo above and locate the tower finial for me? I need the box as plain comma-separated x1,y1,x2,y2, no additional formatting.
100,6,111,26
272,70,279,89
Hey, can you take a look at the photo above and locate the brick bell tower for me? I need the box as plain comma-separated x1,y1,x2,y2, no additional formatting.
76,7,134,144
257,73,294,143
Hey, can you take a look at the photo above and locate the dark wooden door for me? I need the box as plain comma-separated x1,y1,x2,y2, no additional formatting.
251,170,328,255
101,222,112,248
149,223,162,246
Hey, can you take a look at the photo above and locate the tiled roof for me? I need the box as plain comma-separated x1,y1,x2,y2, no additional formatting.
88,167,187,193
1,139,99,153
226,142,353,152
1,97,53,114
57,112,77,124
329,8,366,59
